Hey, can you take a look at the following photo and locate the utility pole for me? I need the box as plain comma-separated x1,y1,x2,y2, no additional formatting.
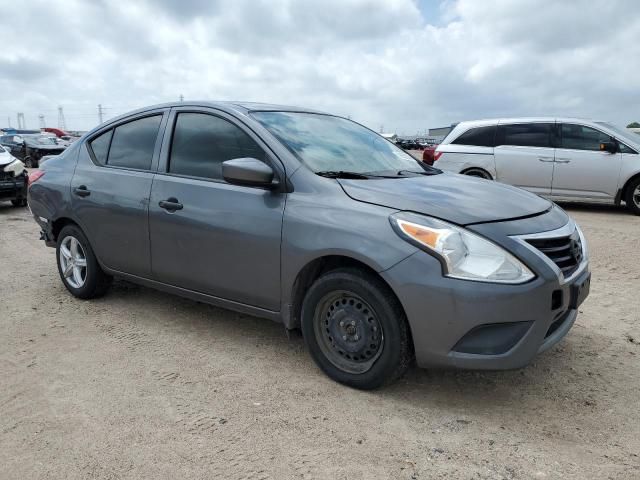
380,125,384,133
179,94,184,102
39,114,46,128
98,104,104,124
7,116,10,128
17,113,25,129
57,106,66,130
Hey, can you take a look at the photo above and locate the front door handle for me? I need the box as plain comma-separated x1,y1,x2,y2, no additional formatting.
159,197,183,211
73,185,91,197
538,157,554,162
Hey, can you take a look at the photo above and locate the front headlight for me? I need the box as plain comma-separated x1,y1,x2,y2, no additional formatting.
3,159,25,176
390,213,535,284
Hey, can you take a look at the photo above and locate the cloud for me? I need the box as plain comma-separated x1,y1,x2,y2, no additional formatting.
0,0,638,132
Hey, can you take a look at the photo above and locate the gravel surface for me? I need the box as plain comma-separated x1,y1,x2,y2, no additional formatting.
1,201,639,479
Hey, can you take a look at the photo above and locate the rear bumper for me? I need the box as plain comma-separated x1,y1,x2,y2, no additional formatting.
382,244,590,370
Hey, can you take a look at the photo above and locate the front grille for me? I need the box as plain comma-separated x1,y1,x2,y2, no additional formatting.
527,230,583,278
0,170,14,181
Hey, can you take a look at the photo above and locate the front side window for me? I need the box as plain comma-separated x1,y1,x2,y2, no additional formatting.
560,124,611,151
169,113,266,180
497,123,554,148
251,111,428,175
452,125,496,147
107,115,162,170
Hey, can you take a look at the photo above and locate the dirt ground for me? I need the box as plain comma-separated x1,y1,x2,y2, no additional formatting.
1,200,639,479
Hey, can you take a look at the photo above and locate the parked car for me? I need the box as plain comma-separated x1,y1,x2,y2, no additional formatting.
0,133,67,168
0,144,28,206
28,102,590,389
434,118,640,215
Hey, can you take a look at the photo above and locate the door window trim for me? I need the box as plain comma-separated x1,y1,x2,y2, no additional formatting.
85,110,169,173
156,107,286,189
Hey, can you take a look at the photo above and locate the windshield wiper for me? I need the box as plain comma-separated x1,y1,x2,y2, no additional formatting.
397,169,442,176
316,170,377,179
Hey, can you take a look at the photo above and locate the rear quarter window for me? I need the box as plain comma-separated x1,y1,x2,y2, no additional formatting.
451,125,496,147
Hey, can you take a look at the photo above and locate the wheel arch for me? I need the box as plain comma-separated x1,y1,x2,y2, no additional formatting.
286,255,409,334
619,172,640,205
461,167,493,179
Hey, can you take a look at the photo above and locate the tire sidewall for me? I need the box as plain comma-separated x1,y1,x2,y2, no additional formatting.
56,225,103,299
301,270,408,389
625,178,640,215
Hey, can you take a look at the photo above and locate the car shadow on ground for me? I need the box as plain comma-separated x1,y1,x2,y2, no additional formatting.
104,279,607,415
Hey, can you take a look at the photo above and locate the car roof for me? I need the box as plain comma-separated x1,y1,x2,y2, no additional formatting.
456,117,606,127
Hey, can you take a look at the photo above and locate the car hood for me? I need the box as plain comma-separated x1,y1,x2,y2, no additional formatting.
338,172,552,226
0,150,15,166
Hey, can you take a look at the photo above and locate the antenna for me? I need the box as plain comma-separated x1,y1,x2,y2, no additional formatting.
57,106,66,130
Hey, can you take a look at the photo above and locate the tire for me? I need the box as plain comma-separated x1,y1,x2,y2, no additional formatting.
11,198,27,207
56,224,112,299
25,156,37,168
301,268,412,389
463,168,492,180
624,177,640,216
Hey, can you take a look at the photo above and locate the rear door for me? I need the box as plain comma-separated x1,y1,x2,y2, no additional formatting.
493,122,556,195
71,110,167,277
148,108,285,311
551,123,622,201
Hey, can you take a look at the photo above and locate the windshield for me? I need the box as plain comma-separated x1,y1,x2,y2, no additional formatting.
251,111,430,175
596,122,640,146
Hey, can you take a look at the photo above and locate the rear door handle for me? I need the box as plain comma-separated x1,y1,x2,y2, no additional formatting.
73,185,91,197
555,158,571,163
159,197,183,211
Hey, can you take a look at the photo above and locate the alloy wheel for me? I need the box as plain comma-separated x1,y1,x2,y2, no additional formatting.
59,235,88,288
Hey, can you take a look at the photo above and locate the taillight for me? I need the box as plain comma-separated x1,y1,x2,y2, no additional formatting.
433,151,443,162
28,169,45,186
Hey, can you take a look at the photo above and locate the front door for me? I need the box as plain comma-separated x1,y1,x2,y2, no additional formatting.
493,122,556,195
149,109,285,311
551,123,622,200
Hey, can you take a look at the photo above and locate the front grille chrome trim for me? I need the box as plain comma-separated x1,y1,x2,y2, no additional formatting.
511,219,588,285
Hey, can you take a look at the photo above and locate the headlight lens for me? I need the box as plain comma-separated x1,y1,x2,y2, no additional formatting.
391,214,534,284
3,159,25,176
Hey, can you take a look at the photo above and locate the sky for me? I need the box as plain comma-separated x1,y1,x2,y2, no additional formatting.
0,0,638,134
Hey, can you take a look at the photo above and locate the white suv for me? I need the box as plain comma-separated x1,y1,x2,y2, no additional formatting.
434,118,640,215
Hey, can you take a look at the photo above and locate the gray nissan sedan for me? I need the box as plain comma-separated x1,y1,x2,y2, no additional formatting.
28,101,591,389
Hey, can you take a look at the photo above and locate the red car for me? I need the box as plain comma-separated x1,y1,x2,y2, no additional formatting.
422,144,439,166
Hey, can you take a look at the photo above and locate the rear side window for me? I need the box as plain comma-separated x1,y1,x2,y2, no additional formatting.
452,125,496,147
560,124,610,151
497,123,554,148
169,112,266,180
106,115,162,170
88,129,113,164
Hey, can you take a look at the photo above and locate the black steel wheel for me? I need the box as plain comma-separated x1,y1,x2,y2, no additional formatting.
625,177,640,216
301,268,412,389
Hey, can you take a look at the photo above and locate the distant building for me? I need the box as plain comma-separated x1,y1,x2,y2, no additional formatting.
428,125,455,141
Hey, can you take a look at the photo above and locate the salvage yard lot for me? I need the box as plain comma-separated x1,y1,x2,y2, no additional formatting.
1,202,639,479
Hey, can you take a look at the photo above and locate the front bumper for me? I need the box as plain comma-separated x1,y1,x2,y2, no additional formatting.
381,216,590,370
0,172,27,201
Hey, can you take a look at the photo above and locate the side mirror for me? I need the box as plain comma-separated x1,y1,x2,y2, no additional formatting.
600,141,617,154
222,157,275,187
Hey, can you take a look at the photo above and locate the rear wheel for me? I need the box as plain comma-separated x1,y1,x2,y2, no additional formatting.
56,225,112,299
625,177,640,216
301,268,412,389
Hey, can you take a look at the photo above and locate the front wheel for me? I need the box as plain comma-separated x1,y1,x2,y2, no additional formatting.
301,269,412,389
56,225,112,299
463,168,492,179
625,177,640,216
